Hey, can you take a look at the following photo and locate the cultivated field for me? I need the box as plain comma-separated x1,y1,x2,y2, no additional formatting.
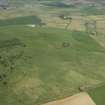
43,92,96,105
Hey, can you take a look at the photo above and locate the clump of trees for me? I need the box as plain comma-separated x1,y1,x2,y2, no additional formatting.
59,14,72,29
38,22,46,27
0,73,7,85
62,42,70,48
0,38,26,70
84,20,97,35
0,38,27,85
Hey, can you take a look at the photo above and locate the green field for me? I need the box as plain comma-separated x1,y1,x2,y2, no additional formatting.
88,86,105,105
0,25,105,105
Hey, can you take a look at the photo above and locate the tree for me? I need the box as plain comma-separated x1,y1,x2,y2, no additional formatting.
92,20,97,35
84,22,89,33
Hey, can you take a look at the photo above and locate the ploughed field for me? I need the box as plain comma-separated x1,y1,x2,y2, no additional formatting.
0,25,105,105
43,92,96,105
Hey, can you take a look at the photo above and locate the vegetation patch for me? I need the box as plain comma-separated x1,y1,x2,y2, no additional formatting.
88,86,105,105
0,38,25,48
0,16,42,26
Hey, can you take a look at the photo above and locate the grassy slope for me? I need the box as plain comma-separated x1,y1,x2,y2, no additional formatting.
88,86,105,105
0,26,105,105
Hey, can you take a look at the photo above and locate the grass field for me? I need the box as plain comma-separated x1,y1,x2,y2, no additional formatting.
88,86,105,105
0,25,105,105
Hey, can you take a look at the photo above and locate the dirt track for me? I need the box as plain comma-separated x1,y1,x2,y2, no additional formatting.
43,92,96,105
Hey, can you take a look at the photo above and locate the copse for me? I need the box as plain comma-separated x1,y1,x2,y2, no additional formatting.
59,14,72,29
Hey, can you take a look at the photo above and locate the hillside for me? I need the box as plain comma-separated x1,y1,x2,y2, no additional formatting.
0,25,105,105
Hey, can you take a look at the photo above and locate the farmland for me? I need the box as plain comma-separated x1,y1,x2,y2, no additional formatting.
0,0,105,105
